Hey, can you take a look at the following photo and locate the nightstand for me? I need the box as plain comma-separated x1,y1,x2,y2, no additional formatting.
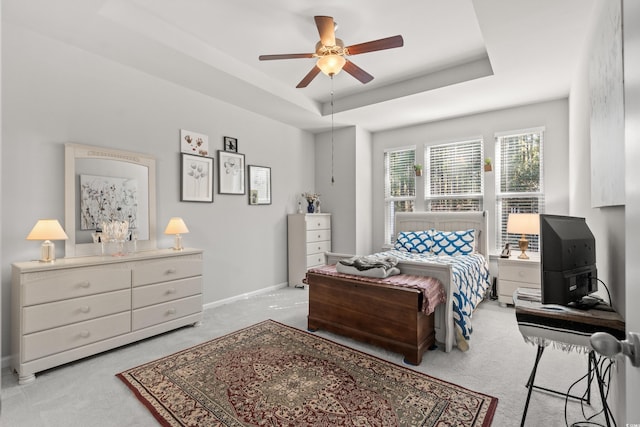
497,255,540,306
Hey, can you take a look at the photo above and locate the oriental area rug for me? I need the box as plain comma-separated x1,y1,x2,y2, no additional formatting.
117,320,497,426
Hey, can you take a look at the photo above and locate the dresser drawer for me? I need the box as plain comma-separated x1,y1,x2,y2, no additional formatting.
306,215,331,230
306,253,326,268
22,312,130,362
306,229,331,243
500,263,540,284
22,267,131,306
23,289,131,334
132,277,202,309
306,240,331,256
132,294,202,331
133,257,203,286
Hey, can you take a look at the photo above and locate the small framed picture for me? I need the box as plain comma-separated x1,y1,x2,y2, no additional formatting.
180,129,209,156
223,136,238,152
248,165,271,205
218,151,245,195
181,153,214,202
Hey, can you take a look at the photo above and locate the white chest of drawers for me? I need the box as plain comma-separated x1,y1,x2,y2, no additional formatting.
11,248,203,384
287,213,331,286
497,255,541,306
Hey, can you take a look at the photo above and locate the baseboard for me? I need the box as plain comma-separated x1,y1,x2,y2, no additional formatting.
203,282,289,310
1,282,291,371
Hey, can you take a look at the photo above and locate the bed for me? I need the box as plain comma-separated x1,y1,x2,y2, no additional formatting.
306,211,490,363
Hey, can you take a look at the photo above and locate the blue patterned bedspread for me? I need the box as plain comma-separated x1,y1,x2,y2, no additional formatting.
376,250,490,342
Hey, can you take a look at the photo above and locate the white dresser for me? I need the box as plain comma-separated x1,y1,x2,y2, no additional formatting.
497,255,541,306
287,213,331,286
11,248,203,384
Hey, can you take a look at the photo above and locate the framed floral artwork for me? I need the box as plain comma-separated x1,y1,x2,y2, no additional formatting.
181,153,214,202
218,151,245,195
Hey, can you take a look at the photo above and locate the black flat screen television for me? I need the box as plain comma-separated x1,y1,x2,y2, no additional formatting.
539,214,598,306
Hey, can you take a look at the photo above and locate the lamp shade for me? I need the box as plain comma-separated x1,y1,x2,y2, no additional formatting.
164,217,189,235
26,219,69,241
507,213,540,235
317,54,346,76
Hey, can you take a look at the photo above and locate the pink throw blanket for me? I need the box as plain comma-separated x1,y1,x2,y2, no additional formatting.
306,264,445,316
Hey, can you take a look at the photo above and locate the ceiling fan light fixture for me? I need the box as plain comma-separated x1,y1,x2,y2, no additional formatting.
317,54,346,76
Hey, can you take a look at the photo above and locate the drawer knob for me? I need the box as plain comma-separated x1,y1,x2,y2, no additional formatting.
519,271,525,277
317,222,321,226
167,308,177,315
80,306,91,313
166,288,177,295
79,331,90,338
166,268,177,275
79,281,90,289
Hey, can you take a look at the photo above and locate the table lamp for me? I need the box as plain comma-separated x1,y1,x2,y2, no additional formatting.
164,217,189,250
507,213,539,259
26,219,69,262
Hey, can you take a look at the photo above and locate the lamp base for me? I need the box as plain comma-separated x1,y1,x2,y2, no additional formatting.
172,234,184,251
40,240,56,262
517,235,529,260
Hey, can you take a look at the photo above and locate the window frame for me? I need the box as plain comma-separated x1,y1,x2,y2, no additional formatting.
383,146,416,245
424,137,484,212
495,127,545,253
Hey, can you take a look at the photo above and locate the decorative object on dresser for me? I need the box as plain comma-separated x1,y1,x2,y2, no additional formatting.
301,192,320,213
25,219,69,262
497,255,540,306
181,153,214,203
506,213,540,259
11,248,204,385
117,320,498,427
247,165,271,205
164,217,189,251
218,150,245,195
287,213,331,287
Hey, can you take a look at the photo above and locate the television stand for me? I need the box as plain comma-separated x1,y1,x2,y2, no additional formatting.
513,288,625,426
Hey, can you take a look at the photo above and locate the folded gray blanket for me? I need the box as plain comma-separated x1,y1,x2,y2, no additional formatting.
338,255,399,271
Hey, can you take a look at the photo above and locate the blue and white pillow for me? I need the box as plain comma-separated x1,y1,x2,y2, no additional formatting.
394,230,434,253
430,229,476,256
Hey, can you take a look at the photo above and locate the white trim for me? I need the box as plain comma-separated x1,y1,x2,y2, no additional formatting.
383,144,416,154
202,282,289,310
494,126,545,138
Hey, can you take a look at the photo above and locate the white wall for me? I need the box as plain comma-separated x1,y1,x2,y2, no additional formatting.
314,125,373,255
371,99,570,253
0,23,315,360
568,0,627,420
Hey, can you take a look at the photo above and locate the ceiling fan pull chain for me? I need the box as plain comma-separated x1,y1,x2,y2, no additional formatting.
331,75,335,185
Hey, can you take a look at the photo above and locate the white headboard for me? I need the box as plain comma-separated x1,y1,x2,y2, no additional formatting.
394,211,489,257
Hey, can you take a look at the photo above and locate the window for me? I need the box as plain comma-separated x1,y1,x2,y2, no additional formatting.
425,139,483,211
384,147,415,244
496,128,544,252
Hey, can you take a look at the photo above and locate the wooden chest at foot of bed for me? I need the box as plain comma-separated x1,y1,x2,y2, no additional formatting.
306,271,435,365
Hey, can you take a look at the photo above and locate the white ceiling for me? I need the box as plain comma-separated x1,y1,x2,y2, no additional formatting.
3,0,597,133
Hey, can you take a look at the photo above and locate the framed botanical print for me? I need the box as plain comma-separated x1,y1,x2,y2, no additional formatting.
248,165,271,205
181,153,214,202
218,151,245,195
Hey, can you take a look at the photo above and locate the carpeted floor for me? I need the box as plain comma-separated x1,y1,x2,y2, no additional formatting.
118,320,498,426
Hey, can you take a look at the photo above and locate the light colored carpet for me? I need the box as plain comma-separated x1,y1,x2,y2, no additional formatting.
1,287,615,426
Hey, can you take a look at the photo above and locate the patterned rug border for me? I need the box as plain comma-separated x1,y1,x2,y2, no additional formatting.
117,319,498,426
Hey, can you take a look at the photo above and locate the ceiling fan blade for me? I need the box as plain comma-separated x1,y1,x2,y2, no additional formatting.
346,35,404,56
259,53,314,61
342,60,374,84
296,66,321,88
314,16,336,46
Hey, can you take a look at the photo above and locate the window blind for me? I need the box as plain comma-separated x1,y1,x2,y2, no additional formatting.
425,139,483,211
496,129,544,252
384,148,415,244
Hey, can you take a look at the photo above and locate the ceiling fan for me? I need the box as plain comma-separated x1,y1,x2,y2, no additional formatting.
259,16,404,88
